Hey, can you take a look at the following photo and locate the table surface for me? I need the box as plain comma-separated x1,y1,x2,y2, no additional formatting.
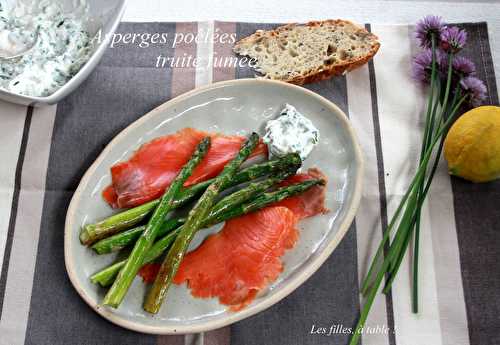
124,0,500,97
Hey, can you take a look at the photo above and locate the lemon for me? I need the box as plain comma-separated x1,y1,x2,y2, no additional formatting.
444,105,500,182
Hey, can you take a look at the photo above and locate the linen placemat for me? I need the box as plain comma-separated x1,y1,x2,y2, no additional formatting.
0,21,498,345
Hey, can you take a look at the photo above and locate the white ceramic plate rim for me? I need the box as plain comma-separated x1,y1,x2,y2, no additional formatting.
64,78,365,334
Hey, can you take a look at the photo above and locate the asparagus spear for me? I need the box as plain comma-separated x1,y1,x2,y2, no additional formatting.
92,170,296,254
209,178,325,224
90,178,325,287
80,153,301,245
80,201,157,245
91,218,184,254
102,137,210,308
144,133,260,314
91,229,180,287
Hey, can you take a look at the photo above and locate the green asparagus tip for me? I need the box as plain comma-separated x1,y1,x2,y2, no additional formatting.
79,224,95,245
90,275,102,286
91,243,105,255
102,300,119,309
91,242,121,255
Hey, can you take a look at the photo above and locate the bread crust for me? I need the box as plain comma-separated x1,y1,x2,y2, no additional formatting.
233,19,380,85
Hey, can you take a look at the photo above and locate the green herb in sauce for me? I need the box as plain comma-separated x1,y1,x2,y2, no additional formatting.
263,104,320,160
0,0,94,97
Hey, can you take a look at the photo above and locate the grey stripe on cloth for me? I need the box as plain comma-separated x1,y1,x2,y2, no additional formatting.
230,22,360,345
212,21,236,83
170,22,198,99
157,335,185,345
23,22,176,345
451,22,500,345
458,22,499,105
365,23,397,345
0,106,33,320
186,328,230,345
0,105,56,345
204,325,230,345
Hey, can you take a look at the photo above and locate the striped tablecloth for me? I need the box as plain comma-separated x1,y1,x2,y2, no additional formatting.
0,21,498,345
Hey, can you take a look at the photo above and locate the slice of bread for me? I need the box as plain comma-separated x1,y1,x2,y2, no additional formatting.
233,20,380,85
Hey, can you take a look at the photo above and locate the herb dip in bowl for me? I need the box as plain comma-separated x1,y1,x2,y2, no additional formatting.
0,0,126,106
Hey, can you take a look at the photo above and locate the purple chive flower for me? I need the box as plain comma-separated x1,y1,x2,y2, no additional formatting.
439,54,475,79
452,56,476,76
415,15,446,48
460,76,487,106
412,49,448,84
440,26,467,53
412,49,433,83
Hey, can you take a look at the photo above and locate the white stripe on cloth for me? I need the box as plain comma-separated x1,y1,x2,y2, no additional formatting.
0,102,27,276
371,24,444,345
427,150,470,345
0,105,57,345
185,333,204,345
347,65,391,345
195,21,214,88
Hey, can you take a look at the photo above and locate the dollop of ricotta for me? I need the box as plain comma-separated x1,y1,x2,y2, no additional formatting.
263,104,320,160
0,0,94,97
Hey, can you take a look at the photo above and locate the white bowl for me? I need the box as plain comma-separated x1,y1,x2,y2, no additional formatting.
0,0,127,106
65,79,364,334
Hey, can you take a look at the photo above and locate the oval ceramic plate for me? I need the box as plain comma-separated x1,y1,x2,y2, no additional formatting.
65,78,364,334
